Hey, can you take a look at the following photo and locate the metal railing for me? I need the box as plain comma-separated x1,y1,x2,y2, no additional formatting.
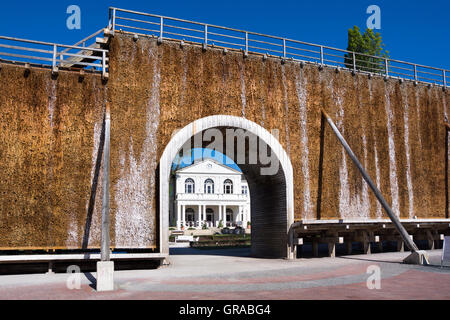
0,32,108,78
109,7,449,88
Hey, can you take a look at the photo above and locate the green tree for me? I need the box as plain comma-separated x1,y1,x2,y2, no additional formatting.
344,26,389,74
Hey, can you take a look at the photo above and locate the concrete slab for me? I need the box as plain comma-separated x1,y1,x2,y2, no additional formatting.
0,248,448,299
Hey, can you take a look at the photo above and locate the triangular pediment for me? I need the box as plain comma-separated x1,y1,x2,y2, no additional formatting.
176,159,242,175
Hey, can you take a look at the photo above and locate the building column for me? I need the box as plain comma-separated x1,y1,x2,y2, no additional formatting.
197,204,201,228
217,205,222,227
223,205,227,226
243,208,248,228
177,202,181,230
217,205,221,227
203,205,206,225
182,205,186,228
237,206,242,226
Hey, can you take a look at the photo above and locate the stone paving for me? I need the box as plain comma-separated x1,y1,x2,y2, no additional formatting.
0,248,449,299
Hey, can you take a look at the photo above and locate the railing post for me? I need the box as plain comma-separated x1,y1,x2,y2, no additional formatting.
283,39,286,58
112,8,116,32
385,58,389,76
52,44,57,72
320,46,324,65
414,64,417,81
245,32,248,54
204,24,208,46
443,70,447,88
352,52,356,72
160,16,164,40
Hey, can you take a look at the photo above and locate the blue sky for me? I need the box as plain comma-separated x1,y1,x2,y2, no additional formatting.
171,148,242,172
0,0,449,69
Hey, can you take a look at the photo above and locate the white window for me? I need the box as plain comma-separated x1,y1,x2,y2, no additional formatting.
224,179,233,194
185,178,195,194
204,178,214,194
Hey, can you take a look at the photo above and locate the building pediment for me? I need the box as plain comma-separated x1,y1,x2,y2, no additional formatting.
176,159,242,175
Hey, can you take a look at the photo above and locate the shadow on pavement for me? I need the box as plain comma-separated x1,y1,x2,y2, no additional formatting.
169,247,253,258
337,253,447,270
84,272,97,289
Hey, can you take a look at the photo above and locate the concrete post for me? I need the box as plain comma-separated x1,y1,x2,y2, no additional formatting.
97,103,114,292
101,104,111,262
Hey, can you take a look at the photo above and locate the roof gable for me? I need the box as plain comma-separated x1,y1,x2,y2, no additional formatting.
176,159,242,175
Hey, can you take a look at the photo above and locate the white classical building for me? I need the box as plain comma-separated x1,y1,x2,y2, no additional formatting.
172,159,250,230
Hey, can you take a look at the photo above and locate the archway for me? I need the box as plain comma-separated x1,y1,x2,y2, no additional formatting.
159,115,294,259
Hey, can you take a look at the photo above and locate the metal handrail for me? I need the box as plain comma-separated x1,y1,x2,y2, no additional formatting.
0,34,108,78
59,28,106,61
109,7,449,88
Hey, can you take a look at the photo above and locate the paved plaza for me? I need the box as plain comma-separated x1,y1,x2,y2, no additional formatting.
0,248,449,300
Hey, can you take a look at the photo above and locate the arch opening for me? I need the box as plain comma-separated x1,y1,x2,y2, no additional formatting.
159,116,294,259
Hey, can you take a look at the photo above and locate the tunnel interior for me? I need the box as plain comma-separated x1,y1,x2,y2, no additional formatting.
169,126,288,258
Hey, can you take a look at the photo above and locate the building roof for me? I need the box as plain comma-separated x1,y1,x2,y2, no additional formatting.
176,158,243,175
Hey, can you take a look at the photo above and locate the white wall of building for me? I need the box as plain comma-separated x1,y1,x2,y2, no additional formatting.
171,159,251,229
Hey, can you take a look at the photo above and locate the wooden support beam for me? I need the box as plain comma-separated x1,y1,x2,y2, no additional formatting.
46,261,54,274
319,236,344,244
363,241,371,254
397,240,405,252
426,230,435,250
362,231,371,254
328,242,336,258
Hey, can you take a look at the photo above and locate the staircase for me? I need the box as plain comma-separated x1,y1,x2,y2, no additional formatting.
58,29,110,78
